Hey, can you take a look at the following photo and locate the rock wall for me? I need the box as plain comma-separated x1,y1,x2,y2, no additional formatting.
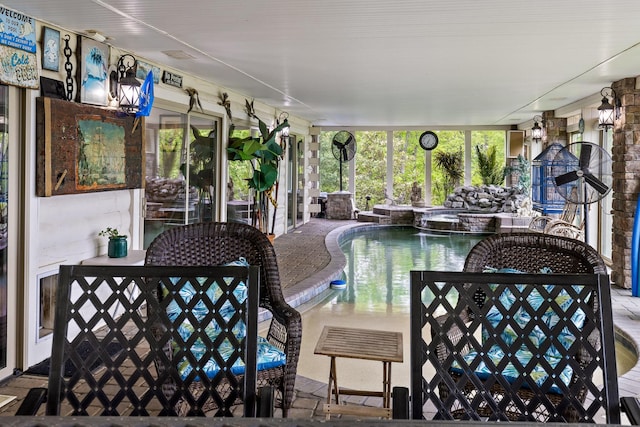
443,185,529,214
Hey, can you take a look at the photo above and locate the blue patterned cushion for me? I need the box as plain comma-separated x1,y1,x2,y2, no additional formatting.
451,267,587,394
163,258,286,380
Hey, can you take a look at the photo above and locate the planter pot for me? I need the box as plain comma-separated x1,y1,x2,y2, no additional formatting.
108,236,128,258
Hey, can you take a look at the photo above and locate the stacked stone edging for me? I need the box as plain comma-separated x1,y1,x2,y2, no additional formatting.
443,185,529,213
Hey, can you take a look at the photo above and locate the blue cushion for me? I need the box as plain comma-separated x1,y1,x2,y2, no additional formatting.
451,267,587,394
162,258,286,380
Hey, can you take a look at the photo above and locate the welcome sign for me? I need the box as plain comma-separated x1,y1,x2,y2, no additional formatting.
0,7,37,53
0,6,38,88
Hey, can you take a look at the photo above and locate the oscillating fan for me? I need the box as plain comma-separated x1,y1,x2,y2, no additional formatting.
551,141,612,242
331,131,357,191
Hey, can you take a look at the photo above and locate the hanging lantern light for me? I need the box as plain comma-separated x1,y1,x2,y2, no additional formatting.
531,115,544,143
598,87,620,131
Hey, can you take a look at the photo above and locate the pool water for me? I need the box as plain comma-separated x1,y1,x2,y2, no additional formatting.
297,226,636,394
298,227,483,391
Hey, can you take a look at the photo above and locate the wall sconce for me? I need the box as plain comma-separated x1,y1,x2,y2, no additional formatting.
531,114,544,143
277,111,290,144
110,54,141,114
598,87,621,131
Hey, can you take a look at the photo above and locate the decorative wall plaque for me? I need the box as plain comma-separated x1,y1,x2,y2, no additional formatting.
36,97,144,196
162,70,183,88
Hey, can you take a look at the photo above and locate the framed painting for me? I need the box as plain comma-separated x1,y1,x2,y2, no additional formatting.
41,26,60,71
136,60,161,83
35,97,144,196
77,36,109,106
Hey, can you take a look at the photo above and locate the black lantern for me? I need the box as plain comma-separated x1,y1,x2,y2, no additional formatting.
531,115,544,143
598,87,620,131
113,54,141,114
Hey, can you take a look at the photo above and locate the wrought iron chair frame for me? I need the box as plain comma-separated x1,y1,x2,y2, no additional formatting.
409,270,619,423
17,264,272,417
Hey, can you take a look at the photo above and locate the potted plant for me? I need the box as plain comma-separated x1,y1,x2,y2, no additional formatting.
227,99,289,237
99,227,128,258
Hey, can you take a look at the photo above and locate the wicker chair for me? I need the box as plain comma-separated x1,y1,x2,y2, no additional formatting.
529,190,585,241
433,232,608,422
145,222,302,417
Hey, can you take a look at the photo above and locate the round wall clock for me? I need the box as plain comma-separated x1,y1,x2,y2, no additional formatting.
419,131,439,150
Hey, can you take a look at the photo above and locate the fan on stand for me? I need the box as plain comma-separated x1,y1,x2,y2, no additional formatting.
551,142,612,244
331,131,357,191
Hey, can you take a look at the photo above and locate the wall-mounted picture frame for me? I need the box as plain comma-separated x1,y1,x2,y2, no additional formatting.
136,60,161,84
78,36,109,106
42,26,60,71
35,97,143,197
39,76,66,99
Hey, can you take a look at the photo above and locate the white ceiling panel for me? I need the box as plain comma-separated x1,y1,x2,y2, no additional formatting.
4,0,640,127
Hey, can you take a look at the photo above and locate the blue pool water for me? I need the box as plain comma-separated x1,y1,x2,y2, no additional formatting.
298,227,483,387
334,227,483,313
298,226,635,391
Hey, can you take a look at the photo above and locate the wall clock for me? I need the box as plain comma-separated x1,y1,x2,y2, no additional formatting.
419,131,439,150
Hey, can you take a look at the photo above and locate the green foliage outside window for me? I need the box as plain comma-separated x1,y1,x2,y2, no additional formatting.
354,131,387,208
158,128,184,178
227,128,252,200
431,131,465,205
393,131,425,205
319,129,507,209
471,131,507,186
474,144,505,186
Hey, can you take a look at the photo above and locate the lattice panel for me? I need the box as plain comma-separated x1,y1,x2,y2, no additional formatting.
47,264,259,417
409,270,619,423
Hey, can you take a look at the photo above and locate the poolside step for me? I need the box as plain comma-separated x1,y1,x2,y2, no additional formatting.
371,205,414,225
357,212,392,224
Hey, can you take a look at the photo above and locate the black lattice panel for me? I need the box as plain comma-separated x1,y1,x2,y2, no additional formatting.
409,270,619,423
47,264,259,417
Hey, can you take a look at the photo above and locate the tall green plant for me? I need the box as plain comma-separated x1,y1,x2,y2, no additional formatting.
504,154,531,194
475,144,504,185
226,99,289,233
433,149,463,199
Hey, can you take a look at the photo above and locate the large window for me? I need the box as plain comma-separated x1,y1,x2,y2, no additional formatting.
471,131,507,186
392,131,425,205
353,131,386,208
143,108,219,247
430,131,465,205
320,129,510,209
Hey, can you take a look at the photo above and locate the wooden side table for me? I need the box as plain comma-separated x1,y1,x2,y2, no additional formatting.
314,325,403,418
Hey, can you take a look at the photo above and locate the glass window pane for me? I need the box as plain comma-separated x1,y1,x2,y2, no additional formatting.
144,109,218,247
471,131,506,187
431,131,465,205
393,131,425,205
354,131,386,208
227,127,253,224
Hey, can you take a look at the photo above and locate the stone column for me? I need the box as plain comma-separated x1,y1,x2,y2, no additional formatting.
611,78,640,288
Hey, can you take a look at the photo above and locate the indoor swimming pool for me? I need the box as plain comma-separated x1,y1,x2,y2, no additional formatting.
296,226,637,395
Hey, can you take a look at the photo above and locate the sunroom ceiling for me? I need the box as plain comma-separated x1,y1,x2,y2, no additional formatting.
6,0,640,128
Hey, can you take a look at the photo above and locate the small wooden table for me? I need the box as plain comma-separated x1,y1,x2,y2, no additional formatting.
314,326,403,418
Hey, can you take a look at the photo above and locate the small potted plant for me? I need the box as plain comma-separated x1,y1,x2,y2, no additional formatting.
99,227,128,258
